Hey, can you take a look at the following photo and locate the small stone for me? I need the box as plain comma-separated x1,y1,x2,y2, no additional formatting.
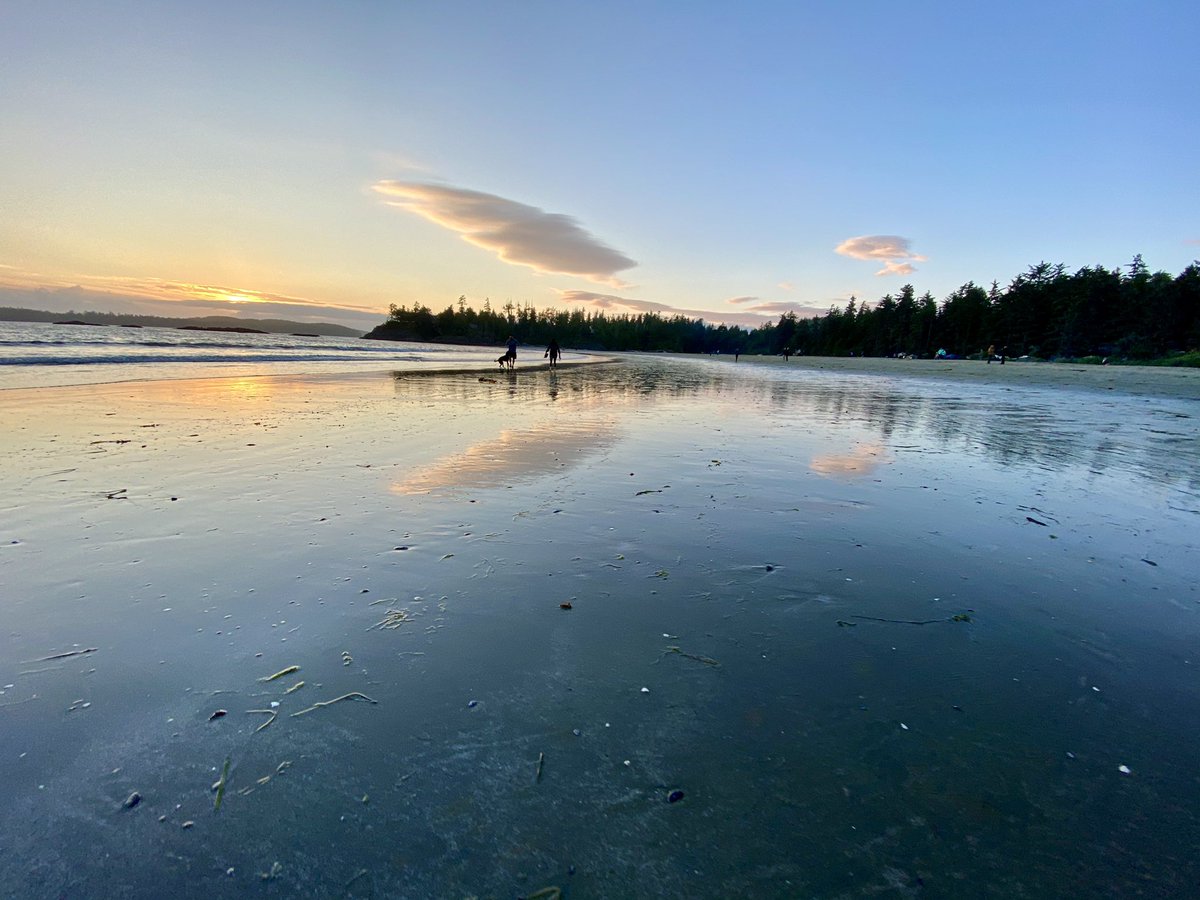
181,820,194,829
1118,765,1132,775
208,709,227,721
467,700,478,708
667,789,685,803
121,791,141,810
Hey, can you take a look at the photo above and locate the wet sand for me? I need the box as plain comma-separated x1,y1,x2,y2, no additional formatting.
693,352,1200,399
2,357,1198,897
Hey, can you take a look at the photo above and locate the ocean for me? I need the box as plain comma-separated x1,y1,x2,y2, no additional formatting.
0,320,522,389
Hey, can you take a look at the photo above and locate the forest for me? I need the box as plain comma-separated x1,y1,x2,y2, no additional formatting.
368,256,1200,364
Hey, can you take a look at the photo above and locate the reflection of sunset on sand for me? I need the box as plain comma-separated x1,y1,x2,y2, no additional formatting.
392,418,617,494
809,443,890,479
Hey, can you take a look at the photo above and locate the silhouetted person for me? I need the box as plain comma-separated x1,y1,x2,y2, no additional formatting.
505,334,518,368
544,337,561,369
987,343,995,364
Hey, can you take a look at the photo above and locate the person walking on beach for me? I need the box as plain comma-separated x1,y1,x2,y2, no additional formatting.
987,343,995,364
505,334,518,368
544,337,561,369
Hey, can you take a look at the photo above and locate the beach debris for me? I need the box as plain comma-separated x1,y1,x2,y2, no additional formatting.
213,757,232,811
467,699,479,708
850,613,973,626
208,709,227,721
341,650,353,667
258,665,300,682
640,686,650,693
121,791,142,810
535,751,545,783
559,601,573,610
258,861,283,882
1119,765,1132,775
181,820,195,829
635,489,664,496
653,569,669,579
521,888,561,900
836,620,857,627
247,708,278,732
27,647,98,663
661,646,720,666
285,681,305,694
67,699,91,712
290,692,377,718
667,789,685,803
368,608,410,631
1025,516,1048,526
1142,559,1158,567
277,760,292,774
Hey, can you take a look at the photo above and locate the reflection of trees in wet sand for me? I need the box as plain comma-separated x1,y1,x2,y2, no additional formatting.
392,419,617,494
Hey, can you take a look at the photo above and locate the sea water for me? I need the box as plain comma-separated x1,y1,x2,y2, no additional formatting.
0,320,517,389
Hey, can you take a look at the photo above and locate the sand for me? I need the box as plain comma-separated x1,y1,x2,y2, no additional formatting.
691,351,1200,399
1,356,1198,897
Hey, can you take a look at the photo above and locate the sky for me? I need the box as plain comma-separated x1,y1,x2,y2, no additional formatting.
1,1,1196,332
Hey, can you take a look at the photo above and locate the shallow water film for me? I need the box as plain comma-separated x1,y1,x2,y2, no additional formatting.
2,357,1198,898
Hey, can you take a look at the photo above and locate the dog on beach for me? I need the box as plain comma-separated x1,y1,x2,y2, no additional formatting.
497,349,516,369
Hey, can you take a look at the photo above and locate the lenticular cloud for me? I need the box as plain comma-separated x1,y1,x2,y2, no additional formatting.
374,181,636,286
835,234,926,276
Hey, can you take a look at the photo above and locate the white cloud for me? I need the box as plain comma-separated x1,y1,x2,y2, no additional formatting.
835,234,926,277
776,281,795,291
373,181,637,287
739,300,829,317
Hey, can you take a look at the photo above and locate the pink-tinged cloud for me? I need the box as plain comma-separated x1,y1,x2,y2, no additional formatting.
875,261,917,276
777,281,795,291
726,296,758,305
557,290,825,328
373,181,637,287
836,234,927,276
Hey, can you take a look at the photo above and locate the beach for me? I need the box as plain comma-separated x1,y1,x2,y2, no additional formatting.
2,354,1198,898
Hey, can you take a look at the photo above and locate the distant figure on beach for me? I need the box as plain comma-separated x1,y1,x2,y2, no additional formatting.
734,348,740,362
987,343,996,364
497,334,517,369
544,337,561,369
999,345,1007,365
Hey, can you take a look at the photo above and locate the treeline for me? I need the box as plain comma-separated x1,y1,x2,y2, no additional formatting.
366,257,1200,362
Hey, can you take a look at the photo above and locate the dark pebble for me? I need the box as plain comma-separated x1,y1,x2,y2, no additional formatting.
122,791,142,810
208,709,227,721
467,700,478,708
667,789,684,803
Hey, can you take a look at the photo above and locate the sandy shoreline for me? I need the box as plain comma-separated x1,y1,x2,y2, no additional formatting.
669,351,1200,399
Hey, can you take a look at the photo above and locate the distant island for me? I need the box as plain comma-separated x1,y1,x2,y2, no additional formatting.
1,307,362,337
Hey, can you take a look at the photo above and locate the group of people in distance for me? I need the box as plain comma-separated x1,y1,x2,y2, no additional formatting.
497,335,560,370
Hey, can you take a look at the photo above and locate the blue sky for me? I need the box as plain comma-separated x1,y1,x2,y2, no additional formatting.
1,1,1196,330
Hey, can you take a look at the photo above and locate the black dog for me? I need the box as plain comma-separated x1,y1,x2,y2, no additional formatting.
497,349,515,369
